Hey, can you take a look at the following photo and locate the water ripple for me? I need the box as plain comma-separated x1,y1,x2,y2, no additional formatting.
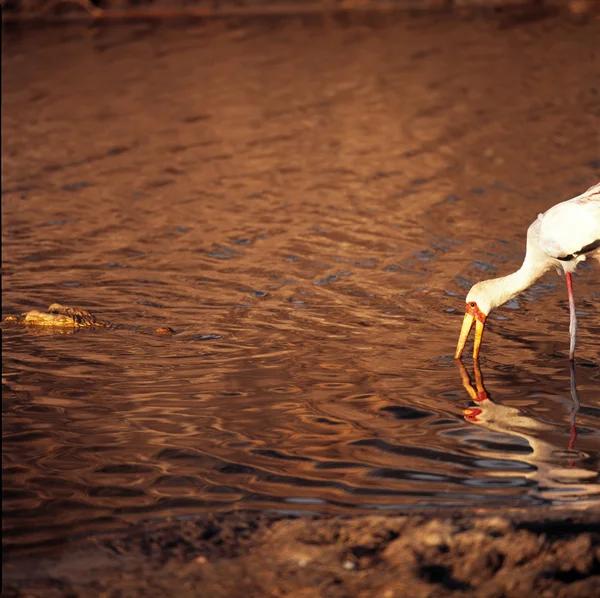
3,18,600,555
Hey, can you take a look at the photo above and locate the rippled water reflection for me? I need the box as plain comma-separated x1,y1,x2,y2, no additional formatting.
3,16,600,554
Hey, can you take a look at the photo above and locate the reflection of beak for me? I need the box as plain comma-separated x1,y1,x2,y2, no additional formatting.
455,312,485,360
456,359,488,402
457,360,488,424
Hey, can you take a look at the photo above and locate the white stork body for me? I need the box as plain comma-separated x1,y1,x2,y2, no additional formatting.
531,182,600,274
455,182,600,361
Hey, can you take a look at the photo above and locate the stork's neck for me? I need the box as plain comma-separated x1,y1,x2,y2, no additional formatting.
487,246,552,311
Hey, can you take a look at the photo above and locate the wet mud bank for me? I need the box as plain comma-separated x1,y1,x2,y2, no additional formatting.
4,509,600,597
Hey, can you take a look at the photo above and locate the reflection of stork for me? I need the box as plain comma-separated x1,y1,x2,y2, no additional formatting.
457,361,598,506
456,182,600,361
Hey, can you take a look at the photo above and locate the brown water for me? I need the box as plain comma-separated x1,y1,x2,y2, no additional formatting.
2,16,600,555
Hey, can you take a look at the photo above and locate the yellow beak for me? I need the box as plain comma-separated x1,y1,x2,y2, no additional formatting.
455,312,485,360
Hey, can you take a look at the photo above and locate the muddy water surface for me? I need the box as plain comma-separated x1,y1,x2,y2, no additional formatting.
2,16,600,554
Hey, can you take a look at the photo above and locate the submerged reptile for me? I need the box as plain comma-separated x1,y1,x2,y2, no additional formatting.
4,303,174,335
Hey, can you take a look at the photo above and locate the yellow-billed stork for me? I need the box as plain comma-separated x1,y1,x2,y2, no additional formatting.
455,182,600,361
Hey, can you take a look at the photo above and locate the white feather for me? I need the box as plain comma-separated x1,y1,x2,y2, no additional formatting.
531,182,600,267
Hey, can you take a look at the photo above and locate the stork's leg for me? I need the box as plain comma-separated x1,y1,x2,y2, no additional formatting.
566,272,577,361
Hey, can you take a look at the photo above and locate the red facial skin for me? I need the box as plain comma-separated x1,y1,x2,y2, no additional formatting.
466,301,487,325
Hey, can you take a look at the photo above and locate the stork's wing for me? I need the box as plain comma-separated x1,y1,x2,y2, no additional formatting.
532,182,600,260
575,182,600,203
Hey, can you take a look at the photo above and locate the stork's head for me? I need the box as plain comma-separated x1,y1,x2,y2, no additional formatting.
455,280,497,360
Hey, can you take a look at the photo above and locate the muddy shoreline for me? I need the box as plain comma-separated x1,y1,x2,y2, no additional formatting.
4,509,599,597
